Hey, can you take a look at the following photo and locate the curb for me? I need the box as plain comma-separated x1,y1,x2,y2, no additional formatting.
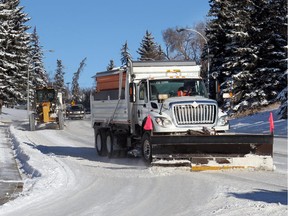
0,121,23,205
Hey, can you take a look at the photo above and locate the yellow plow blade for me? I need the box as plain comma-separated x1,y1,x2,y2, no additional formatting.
190,155,274,171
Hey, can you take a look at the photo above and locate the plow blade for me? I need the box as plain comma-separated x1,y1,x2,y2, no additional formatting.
150,134,274,171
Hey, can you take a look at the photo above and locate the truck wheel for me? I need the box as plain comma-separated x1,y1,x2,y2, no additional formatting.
141,132,152,164
106,131,114,158
95,129,107,156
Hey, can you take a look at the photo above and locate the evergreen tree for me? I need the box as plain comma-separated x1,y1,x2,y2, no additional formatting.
155,45,166,61
0,1,9,98
53,59,65,95
206,0,287,113
206,0,229,99
222,0,255,112
137,30,162,61
120,41,132,66
71,57,86,102
106,59,115,71
251,0,287,107
29,27,49,90
275,0,288,119
0,0,30,106
276,72,287,119
206,0,232,107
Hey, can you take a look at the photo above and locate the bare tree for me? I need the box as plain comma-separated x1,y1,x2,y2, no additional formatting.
162,22,207,63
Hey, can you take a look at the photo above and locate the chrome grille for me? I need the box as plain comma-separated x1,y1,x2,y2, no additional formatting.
173,103,217,125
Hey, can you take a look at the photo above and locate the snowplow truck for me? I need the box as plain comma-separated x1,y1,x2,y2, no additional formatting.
29,87,64,131
91,61,273,170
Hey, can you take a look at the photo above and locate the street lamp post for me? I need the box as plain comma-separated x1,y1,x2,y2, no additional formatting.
66,82,70,100
176,28,210,95
27,50,54,117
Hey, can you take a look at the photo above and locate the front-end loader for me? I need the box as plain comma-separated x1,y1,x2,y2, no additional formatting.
29,87,64,131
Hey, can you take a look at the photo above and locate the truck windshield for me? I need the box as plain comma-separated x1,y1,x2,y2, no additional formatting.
149,79,208,100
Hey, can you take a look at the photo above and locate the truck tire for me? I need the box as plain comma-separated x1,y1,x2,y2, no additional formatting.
106,130,114,158
141,132,152,164
95,129,107,156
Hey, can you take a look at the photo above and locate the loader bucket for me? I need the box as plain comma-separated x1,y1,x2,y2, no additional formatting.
150,134,274,171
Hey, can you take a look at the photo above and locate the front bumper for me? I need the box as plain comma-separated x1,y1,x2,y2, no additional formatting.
67,113,85,119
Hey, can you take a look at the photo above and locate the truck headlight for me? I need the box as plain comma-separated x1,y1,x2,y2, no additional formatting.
155,117,172,127
218,115,229,126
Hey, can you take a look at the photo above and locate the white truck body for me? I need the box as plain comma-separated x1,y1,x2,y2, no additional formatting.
91,61,229,134
90,61,273,169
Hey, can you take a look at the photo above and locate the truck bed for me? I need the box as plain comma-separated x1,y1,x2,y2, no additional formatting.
91,98,128,125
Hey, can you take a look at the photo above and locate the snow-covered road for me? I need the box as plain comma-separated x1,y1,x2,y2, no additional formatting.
0,108,287,216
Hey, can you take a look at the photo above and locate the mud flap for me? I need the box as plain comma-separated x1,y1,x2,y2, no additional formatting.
150,134,274,170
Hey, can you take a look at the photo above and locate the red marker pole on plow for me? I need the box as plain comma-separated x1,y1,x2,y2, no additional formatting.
269,112,274,135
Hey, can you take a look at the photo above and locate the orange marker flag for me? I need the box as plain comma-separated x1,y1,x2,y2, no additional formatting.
144,115,153,131
269,112,274,134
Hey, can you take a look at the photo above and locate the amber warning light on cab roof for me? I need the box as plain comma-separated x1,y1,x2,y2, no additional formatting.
166,69,181,72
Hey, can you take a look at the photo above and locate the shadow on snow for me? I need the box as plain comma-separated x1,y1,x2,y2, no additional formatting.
23,142,147,169
228,189,288,205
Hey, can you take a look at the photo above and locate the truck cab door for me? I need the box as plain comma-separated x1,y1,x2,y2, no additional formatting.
135,81,149,126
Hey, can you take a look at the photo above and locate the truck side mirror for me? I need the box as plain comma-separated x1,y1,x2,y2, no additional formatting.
129,83,136,102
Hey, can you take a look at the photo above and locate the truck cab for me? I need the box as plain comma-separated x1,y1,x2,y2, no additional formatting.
129,62,229,136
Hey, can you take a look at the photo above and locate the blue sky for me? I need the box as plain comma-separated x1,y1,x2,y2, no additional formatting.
21,0,210,88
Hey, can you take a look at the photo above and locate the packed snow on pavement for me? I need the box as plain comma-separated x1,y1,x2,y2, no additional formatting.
0,107,287,216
